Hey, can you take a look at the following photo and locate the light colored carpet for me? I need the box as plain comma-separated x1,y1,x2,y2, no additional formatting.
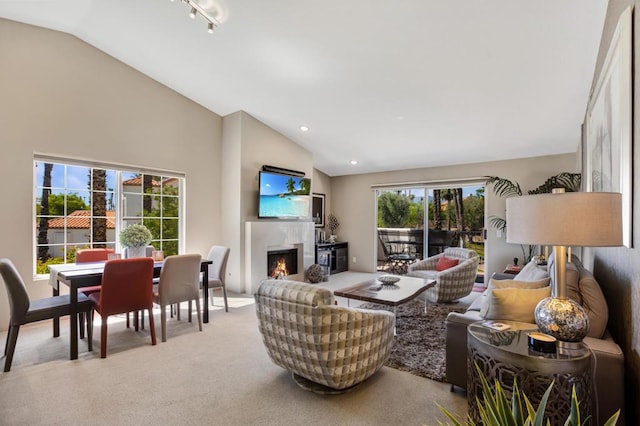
0,275,468,425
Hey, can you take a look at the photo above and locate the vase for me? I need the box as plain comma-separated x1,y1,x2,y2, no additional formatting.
126,246,146,258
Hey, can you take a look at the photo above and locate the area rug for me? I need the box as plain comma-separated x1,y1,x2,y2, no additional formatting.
359,299,466,382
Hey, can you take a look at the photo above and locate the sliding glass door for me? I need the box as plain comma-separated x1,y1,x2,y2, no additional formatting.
376,184,485,280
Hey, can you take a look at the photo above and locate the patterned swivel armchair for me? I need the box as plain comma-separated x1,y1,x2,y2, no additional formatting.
255,279,395,392
406,247,479,303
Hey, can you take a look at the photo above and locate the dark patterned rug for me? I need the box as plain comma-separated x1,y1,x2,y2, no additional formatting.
359,299,466,382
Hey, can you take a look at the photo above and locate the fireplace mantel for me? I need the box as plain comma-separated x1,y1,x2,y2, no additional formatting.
245,221,315,293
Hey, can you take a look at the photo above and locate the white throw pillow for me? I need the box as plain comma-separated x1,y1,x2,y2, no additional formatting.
514,261,549,282
480,286,551,323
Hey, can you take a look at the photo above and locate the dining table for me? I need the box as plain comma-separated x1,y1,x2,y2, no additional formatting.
48,259,213,360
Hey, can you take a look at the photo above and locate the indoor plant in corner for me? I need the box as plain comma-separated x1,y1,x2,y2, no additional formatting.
120,224,152,258
485,172,581,264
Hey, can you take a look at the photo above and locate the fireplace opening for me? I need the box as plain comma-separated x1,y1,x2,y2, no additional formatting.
267,248,298,278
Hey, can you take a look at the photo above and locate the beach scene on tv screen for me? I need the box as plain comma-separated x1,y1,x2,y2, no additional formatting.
259,173,311,217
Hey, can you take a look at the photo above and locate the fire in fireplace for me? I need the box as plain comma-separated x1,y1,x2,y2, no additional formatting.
267,248,298,278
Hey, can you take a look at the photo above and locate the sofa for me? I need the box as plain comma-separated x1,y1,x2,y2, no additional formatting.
406,247,479,303
445,256,625,424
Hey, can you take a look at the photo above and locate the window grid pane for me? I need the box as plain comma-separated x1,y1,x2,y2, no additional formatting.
34,161,183,275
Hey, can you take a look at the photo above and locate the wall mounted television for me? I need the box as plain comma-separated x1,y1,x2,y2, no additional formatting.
258,170,311,219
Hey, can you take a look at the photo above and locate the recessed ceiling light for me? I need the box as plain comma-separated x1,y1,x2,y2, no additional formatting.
349,160,359,165
299,125,310,132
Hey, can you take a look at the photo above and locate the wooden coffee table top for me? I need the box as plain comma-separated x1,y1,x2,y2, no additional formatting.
333,275,435,307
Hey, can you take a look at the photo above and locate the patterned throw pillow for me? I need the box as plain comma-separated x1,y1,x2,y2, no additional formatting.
436,256,459,271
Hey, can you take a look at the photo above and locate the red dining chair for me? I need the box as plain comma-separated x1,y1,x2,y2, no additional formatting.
75,248,115,336
76,248,114,263
88,257,156,358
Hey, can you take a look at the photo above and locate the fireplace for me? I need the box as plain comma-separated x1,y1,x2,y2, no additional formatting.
267,248,298,278
245,221,314,293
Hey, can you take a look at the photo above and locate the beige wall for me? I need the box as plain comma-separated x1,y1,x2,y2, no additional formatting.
0,19,222,331
221,111,313,293
330,154,578,279
312,168,332,224
585,1,640,422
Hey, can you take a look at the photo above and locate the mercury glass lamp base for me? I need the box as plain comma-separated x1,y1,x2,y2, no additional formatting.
534,297,589,343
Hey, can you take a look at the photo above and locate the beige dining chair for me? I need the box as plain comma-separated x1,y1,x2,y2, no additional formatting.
205,245,230,312
153,254,203,342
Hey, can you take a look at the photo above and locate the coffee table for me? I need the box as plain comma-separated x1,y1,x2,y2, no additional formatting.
333,275,436,314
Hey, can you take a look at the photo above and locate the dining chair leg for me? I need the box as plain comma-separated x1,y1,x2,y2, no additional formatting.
79,312,85,339
100,318,108,359
147,307,157,346
134,311,139,332
161,305,167,343
4,318,10,355
195,298,202,332
4,325,20,372
87,310,93,352
222,286,228,312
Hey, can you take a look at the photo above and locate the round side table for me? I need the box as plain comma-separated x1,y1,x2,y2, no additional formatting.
467,320,593,424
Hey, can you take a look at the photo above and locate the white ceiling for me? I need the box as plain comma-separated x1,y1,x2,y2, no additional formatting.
0,0,608,176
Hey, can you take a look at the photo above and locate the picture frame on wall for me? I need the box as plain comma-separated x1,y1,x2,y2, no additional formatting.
312,193,325,228
584,6,633,247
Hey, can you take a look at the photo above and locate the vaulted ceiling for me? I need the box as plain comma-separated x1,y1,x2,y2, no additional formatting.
0,0,608,176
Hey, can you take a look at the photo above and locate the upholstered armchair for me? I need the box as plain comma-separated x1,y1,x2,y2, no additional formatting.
255,279,395,392
406,247,479,303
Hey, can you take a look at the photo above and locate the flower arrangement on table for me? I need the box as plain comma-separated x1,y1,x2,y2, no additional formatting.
120,224,152,248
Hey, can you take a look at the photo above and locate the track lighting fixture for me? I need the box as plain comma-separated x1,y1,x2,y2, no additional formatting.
173,0,220,34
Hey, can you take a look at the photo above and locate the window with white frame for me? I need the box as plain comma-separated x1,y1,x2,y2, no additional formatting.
34,158,184,275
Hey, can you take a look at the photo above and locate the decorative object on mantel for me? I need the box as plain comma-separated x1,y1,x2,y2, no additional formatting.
327,213,339,241
305,264,325,283
506,189,622,345
120,224,152,258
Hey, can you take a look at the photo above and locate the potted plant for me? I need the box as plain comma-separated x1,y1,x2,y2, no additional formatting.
120,224,152,258
438,363,620,425
485,172,581,263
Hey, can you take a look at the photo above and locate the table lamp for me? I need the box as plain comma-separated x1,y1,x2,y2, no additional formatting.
506,189,622,346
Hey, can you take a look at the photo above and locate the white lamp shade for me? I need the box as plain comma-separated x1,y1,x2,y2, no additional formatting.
506,192,622,247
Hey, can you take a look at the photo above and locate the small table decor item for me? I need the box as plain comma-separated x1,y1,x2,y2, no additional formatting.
527,331,556,353
120,224,152,258
377,275,401,286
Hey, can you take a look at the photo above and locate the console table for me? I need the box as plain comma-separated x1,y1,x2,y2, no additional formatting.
467,320,593,424
315,242,348,274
